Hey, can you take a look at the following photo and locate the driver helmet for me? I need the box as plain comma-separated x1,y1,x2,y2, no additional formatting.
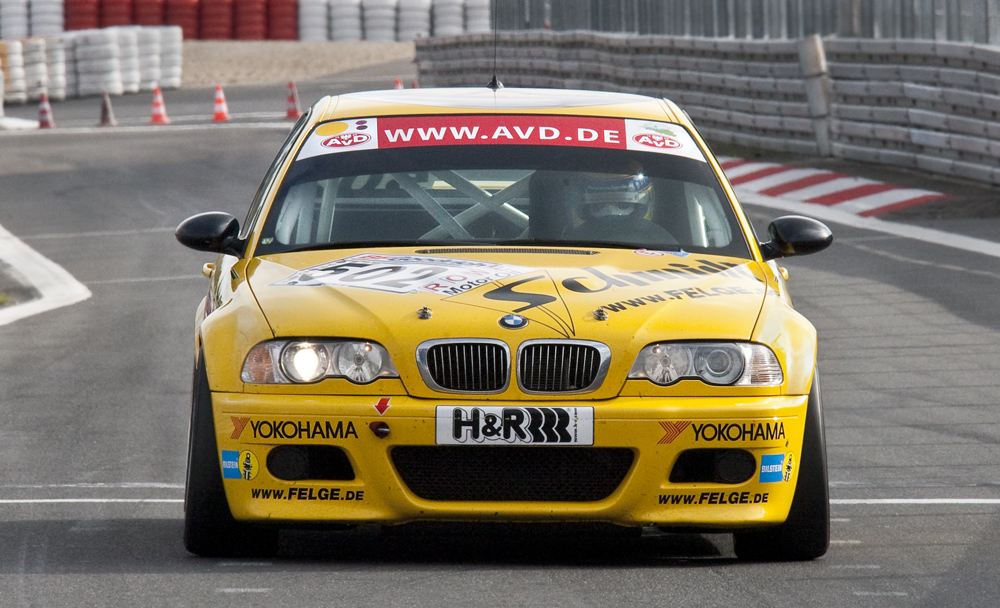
578,173,653,219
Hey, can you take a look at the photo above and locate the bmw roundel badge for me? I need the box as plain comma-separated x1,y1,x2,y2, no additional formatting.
498,314,528,330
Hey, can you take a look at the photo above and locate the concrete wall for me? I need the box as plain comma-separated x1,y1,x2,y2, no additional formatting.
417,31,1000,186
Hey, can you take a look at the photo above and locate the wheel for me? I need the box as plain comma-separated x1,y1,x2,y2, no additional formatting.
733,371,830,561
184,354,279,557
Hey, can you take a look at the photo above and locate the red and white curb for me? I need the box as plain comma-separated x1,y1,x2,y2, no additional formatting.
719,157,948,217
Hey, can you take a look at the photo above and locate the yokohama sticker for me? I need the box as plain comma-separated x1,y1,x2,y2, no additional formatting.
272,253,533,295
436,406,594,445
296,115,706,163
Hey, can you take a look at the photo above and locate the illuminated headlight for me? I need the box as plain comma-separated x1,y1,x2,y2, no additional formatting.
241,340,398,384
628,342,782,387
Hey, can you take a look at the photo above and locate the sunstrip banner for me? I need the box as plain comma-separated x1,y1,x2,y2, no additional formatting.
296,115,707,163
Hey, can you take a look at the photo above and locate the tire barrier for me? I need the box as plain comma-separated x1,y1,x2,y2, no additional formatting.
73,28,123,96
362,0,397,42
463,0,488,34
0,0,29,40
397,0,430,42
234,0,267,40
113,26,140,93
45,35,66,99
136,25,161,90
199,0,234,40
3,0,489,41
158,24,182,88
417,30,1000,186
0,25,181,104
133,0,166,26
99,0,132,28
431,0,463,38
64,0,100,31
268,0,298,40
298,0,328,41
164,0,198,39
328,0,362,41
0,39,27,103
29,0,64,36
22,36,46,100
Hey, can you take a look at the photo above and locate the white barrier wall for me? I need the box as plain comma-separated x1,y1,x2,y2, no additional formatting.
417,31,1000,186
417,31,831,157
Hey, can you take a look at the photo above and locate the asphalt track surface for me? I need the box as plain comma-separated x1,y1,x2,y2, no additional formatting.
4,63,1000,607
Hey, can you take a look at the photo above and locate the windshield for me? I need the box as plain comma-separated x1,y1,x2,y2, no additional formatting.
254,116,750,259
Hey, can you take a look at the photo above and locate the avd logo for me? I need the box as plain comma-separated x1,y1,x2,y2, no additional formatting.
322,132,371,148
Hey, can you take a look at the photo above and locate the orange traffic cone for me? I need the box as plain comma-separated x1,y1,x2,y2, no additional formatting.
411,80,419,88
98,91,118,126
150,86,170,125
212,85,229,122
38,93,55,128
394,77,403,90
286,81,302,120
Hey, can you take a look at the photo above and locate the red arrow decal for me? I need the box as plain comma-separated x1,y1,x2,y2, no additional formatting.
374,397,391,416
658,421,691,444
231,416,251,440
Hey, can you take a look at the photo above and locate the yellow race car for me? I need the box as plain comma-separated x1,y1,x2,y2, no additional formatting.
176,87,833,560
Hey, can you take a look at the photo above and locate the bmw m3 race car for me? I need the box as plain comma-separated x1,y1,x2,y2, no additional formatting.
176,86,833,560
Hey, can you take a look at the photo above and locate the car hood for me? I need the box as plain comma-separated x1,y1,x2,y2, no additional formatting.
246,248,769,397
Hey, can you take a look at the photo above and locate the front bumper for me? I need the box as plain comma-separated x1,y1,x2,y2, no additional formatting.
212,393,808,529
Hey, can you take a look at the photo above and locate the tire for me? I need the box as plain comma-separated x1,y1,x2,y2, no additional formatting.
184,354,279,557
733,371,830,561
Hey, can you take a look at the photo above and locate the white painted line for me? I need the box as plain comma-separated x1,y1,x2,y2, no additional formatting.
0,498,182,504
832,498,1000,504
732,167,830,192
738,190,1000,260
719,161,782,179
24,227,175,240
0,223,91,327
831,187,944,215
217,562,274,567
771,175,879,201
854,591,908,597
830,564,881,569
831,540,862,544
216,588,272,594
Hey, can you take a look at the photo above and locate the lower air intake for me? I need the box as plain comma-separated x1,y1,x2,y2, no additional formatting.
391,446,634,502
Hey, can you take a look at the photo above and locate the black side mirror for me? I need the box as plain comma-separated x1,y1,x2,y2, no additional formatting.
175,212,244,257
759,215,833,261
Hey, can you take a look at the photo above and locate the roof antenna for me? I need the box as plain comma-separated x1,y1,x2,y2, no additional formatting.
487,0,503,90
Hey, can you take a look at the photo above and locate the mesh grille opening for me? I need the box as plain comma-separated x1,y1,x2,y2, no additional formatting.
392,446,634,502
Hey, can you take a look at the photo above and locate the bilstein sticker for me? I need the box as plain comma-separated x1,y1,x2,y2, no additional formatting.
296,115,707,163
222,450,259,480
436,406,594,445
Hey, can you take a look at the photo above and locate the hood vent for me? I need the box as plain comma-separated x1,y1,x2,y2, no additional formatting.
415,248,598,255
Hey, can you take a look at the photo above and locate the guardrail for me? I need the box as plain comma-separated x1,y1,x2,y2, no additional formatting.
416,31,1000,186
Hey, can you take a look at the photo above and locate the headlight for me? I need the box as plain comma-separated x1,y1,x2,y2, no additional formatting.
628,342,782,386
241,340,398,384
